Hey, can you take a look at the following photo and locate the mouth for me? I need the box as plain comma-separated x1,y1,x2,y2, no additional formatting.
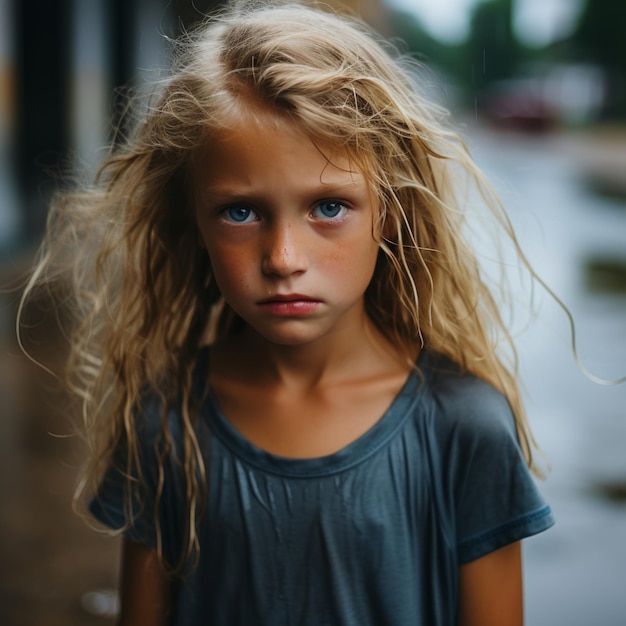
258,294,319,304
256,294,322,315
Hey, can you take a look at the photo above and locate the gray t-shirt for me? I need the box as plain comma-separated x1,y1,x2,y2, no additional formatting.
91,348,554,625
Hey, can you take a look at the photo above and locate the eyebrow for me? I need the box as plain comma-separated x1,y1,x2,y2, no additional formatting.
203,180,363,199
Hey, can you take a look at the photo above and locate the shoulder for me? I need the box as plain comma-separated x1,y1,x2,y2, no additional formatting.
131,348,211,457
420,351,517,444
415,352,553,563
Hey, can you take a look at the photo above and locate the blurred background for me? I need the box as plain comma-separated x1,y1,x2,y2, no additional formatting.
1,0,625,624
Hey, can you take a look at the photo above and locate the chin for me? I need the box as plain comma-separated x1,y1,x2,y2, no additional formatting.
261,333,323,347
248,323,331,348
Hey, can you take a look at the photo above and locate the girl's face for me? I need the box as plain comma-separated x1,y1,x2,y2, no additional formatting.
195,113,380,348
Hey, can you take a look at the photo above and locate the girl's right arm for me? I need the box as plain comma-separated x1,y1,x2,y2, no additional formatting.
117,537,173,626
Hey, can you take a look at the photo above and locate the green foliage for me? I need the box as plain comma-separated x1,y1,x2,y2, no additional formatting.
388,0,626,119
574,0,626,70
389,1,529,103
571,0,626,118
388,9,465,75
461,0,523,91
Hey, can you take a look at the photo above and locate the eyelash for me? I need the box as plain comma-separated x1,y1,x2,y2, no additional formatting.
219,199,350,224
312,200,349,220
221,205,258,224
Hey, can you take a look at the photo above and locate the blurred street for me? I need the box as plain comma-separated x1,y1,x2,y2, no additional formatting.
0,272,120,625
1,0,625,623
467,123,626,626
1,122,625,625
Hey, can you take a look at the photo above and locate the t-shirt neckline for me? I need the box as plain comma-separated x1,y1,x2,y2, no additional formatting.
199,348,430,478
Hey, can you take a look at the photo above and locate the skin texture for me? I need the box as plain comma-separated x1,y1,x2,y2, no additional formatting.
118,111,524,624
117,539,171,626
195,110,413,458
195,113,381,351
457,541,524,626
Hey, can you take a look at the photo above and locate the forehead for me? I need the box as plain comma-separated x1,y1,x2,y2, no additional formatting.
195,112,368,193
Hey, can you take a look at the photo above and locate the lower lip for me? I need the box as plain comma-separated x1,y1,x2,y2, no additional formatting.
257,300,321,316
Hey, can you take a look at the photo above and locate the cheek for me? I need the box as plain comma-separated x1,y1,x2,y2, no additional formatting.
323,236,379,286
206,243,253,295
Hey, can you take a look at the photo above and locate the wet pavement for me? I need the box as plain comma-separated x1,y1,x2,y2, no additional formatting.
0,304,120,625
467,124,626,626
1,123,625,624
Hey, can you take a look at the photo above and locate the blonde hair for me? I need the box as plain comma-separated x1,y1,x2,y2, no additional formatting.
19,0,542,570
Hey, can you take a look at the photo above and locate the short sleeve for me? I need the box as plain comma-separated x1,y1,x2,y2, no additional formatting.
88,441,157,547
88,396,188,564
431,370,554,564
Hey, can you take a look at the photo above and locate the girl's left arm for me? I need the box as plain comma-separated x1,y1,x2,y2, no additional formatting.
457,541,523,626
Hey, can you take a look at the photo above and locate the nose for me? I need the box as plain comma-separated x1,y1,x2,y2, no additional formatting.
261,220,308,277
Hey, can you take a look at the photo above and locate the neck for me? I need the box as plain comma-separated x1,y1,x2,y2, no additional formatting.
215,316,409,392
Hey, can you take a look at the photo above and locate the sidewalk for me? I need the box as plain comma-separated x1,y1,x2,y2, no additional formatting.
466,121,626,626
564,124,626,199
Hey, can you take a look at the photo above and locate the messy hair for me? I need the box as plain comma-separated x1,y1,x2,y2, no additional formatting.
19,1,543,571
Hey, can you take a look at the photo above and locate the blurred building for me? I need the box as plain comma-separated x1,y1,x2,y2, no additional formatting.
0,0,388,258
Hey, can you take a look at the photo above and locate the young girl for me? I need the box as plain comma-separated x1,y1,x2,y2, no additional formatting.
21,2,554,624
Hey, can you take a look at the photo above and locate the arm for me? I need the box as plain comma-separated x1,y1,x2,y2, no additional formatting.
457,541,523,626
117,537,173,626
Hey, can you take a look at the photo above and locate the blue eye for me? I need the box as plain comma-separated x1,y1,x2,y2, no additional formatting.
222,206,257,223
313,200,347,220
